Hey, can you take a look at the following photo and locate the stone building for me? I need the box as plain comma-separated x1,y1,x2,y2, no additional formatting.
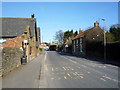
72,21,104,57
0,14,41,62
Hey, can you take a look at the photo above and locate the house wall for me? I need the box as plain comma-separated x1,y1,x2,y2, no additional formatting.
72,38,85,57
21,26,38,61
2,36,24,47
2,26,38,62
0,48,2,77
0,26,39,76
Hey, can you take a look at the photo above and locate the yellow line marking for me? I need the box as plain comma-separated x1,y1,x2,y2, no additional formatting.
73,72,77,75
75,72,78,75
100,78,106,81
67,73,71,76
64,76,67,79
62,67,66,70
80,76,84,78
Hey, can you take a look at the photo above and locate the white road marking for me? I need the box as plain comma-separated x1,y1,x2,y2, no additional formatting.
102,75,119,83
100,78,106,81
102,76,112,80
105,64,118,68
60,53,119,83
60,56,77,63
98,66,106,68
81,65,87,67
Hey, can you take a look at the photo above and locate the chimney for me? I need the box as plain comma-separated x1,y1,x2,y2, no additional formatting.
31,14,34,18
79,29,83,34
94,21,99,27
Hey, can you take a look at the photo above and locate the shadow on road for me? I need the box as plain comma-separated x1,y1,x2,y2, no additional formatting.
56,51,120,67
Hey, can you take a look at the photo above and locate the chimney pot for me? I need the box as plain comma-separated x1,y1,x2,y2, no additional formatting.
94,21,99,27
31,14,34,18
79,29,83,34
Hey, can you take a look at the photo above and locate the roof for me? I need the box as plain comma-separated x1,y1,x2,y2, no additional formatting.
72,32,84,40
72,26,103,40
1,18,36,37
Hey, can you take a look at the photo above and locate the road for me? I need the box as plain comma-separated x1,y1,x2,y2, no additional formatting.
2,51,119,88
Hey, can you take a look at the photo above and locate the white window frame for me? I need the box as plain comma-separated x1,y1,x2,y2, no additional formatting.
80,44,83,52
73,40,75,52
80,38,82,44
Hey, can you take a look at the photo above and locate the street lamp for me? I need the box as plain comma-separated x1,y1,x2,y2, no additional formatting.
101,19,106,63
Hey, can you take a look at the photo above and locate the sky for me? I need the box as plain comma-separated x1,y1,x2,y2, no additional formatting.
2,2,118,43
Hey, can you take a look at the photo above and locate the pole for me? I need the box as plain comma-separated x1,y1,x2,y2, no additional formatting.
42,35,43,43
102,19,106,63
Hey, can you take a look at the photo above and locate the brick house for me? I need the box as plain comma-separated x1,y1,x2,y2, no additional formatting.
72,21,104,57
0,14,41,61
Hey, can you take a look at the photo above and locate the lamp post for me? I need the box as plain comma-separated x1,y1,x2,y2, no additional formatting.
101,19,106,63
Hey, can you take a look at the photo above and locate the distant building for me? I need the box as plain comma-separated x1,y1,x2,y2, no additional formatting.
72,21,104,57
0,14,41,61
49,43,58,51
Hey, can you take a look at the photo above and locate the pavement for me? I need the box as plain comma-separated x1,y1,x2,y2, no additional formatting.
2,51,120,88
2,53,44,88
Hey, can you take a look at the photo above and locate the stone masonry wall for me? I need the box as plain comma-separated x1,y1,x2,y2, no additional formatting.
2,47,23,76
0,48,2,77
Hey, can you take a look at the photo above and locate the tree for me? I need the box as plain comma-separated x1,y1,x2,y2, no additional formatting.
74,30,78,37
55,30,64,45
106,32,115,42
64,30,75,40
109,24,120,41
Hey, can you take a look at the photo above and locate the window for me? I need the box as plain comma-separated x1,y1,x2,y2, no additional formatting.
80,38,82,44
76,39,78,44
74,44,75,52
30,46,32,55
80,44,83,52
73,40,75,52
74,40,75,45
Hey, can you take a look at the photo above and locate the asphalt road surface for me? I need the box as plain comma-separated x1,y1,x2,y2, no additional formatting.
2,51,120,88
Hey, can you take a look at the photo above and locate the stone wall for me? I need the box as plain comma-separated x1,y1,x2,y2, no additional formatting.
2,47,23,76
0,48,2,77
